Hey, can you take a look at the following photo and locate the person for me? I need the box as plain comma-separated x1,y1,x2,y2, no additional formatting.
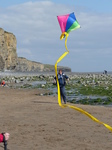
0,132,10,143
1,80,6,87
54,69,69,104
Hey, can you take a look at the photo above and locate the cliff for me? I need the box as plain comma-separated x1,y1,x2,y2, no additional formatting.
0,28,17,70
16,57,44,72
0,28,71,72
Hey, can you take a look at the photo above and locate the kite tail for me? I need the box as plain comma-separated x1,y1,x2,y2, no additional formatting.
55,32,69,107
67,104,112,132
60,32,69,52
55,32,112,132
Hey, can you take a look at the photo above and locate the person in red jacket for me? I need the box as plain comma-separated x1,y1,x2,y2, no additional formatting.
0,133,9,143
1,80,6,86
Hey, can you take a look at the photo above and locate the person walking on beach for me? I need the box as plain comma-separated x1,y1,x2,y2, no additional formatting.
54,69,69,104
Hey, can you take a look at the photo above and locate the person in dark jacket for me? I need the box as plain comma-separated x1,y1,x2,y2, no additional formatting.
54,69,69,104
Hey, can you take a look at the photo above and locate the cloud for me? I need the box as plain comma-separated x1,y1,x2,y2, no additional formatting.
0,1,112,72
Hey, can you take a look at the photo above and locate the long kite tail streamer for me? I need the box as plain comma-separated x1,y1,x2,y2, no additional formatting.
54,33,69,108
55,12,112,132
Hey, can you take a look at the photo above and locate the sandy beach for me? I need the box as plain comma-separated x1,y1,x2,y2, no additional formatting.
0,87,112,150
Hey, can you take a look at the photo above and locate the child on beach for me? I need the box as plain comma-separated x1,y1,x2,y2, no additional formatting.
1,80,6,86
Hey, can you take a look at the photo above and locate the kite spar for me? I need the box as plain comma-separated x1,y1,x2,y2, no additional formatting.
55,12,112,132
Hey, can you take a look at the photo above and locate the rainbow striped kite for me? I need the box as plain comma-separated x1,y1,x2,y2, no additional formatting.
57,12,80,40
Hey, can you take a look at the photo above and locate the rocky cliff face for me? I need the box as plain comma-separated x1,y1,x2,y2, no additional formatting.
0,28,45,72
0,28,17,70
16,57,44,72
0,28,71,72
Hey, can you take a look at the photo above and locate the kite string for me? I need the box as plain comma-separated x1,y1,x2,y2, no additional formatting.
55,33,112,132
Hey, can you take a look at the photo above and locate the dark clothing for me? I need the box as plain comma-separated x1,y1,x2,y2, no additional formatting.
55,73,68,87
54,73,68,104
60,86,66,103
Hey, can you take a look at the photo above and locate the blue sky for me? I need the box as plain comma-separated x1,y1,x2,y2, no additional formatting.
0,0,112,72
1,0,112,13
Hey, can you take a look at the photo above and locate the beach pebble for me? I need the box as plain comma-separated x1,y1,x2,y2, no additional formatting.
41,84,45,88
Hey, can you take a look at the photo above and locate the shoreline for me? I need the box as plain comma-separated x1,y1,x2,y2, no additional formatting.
1,71,112,106
0,71,112,77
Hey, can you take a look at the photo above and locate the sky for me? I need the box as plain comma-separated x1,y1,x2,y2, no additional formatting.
0,0,112,72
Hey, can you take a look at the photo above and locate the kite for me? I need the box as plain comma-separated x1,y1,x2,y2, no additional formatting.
55,12,112,132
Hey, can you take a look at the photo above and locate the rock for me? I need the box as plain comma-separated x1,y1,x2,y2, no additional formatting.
15,80,20,83
0,55,5,71
39,75,45,79
0,28,17,70
41,84,45,88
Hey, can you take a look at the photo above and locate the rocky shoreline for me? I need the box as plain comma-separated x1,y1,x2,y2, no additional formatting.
1,71,112,106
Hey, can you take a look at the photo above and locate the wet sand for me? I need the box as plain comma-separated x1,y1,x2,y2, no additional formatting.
0,87,112,150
